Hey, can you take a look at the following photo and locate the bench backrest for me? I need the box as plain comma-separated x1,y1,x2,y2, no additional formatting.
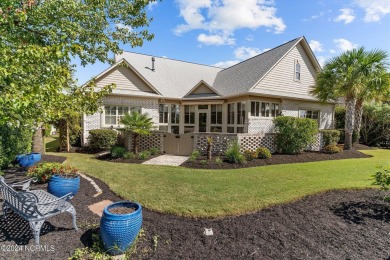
0,176,39,218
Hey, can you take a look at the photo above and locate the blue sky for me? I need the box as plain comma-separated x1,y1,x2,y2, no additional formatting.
74,0,390,85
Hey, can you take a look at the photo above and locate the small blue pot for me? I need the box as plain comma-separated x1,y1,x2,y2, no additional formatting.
100,201,143,255
17,154,35,167
47,175,80,198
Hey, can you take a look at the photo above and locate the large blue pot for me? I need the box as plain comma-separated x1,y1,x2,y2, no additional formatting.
30,153,41,164
17,154,35,167
47,175,80,198
100,201,143,255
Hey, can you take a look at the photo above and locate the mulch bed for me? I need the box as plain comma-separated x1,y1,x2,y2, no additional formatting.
97,153,159,164
2,152,390,259
41,154,67,164
182,149,373,169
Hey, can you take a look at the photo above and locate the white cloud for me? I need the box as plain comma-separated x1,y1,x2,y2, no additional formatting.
148,1,158,11
115,23,133,31
334,8,355,24
317,56,327,68
330,49,336,54
354,0,390,22
334,38,358,51
175,0,286,45
212,60,240,68
309,40,324,53
303,11,326,22
197,33,235,46
246,34,254,42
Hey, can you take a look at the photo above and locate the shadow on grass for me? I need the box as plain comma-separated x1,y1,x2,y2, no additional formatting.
45,135,59,153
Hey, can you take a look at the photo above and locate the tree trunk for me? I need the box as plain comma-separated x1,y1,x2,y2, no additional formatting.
354,98,364,143
32,123,44,154
344,96,356,150
133,133,139,154
207,143,212,160
66,120,71,152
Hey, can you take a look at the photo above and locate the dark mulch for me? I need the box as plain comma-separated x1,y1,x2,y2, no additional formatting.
41,154,67,164
182,149,372,169
97,153,159,164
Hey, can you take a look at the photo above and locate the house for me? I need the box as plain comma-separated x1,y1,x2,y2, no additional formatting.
83,36,336,155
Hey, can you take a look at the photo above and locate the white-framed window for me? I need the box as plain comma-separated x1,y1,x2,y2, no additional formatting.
159,104,168,124
184,105,195,133
104,105,141,126
171,104,180,134
251,101,279,118
210,104,222,133
295,59,301,81
237,102,246,125
227,103,235,125
299,109,320,120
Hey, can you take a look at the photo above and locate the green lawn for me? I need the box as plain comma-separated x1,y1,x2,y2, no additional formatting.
45,135,60,152
56,149,390,218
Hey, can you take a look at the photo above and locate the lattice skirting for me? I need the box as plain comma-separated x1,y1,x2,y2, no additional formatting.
123,131,164,153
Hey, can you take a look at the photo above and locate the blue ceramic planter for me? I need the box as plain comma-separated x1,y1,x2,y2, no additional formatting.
30,153,41,164
100,201,142,255
47,175,80,198
16,153,42,167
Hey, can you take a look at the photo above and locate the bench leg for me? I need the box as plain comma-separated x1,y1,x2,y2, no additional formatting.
29,220,44,245
66,206,78,231
2,203,9,219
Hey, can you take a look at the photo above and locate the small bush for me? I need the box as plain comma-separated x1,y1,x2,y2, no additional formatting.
256,147,272,159
189,150,200,162
123,151,135,159
149,147,160,155
138,151,151,160
88,129,117,151
111,146,127,158
322,144,342,154
372,166,390,200
243,150,258,161
215,157,223,165
321,130,340,146
27,162,78,183
200,159,208,165
225,139,245,164
274,116,318,154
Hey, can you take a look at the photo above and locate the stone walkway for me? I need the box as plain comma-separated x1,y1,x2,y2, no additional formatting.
142,154,189,166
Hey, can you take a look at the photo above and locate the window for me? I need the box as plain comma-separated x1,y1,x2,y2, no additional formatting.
299,110,320,120
104,106,131,126
171,104,180,124
211,105,222,125
184,105,195,124
295,59,301,81
227,126,235,133
198,104,208,109
227,103,235,125
251,101,260,117
251,101,279,118
159,104,168,124
237,102,245,125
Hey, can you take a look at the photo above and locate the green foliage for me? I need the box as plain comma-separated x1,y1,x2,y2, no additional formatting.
88,129,117,151
69,232,110,260
27,163,78,183
256,147,272,159
43,124,52,137
322,144,342,154
214,157,223,165
189,150,201,162
320,130,341,146
243,150,258,161
0,170,4,176
274,116,318,154
149,147,160,156
111,146,127,158
334,106,346,129
138,151,151,160
0,123,33,168
360,103,390,146
372,167,390,199
225,139,246,164
200,159,208,165
123,152,136,159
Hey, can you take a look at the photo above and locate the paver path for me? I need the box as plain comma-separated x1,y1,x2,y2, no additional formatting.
141,154,189,166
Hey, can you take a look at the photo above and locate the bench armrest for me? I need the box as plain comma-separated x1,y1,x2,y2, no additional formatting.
10,177,37,191
37,193,73,211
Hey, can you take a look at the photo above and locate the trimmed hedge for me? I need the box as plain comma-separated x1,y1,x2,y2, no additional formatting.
274,116,318,154
88,129,117,151
320,130,340,146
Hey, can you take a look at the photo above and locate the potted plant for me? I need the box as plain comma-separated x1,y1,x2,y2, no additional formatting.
27,162,80,198
100,201,142,255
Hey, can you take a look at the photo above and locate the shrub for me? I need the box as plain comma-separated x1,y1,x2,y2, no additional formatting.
215,157,222,165
372,166,390,200
274,116,318,154
360,103,390,146
149,147,160,155
225,139,245,164
138,151,151,160
243,150,257,161
111,146,127,158
0,122,33,169
123,151,135,159
189,150,200,162
88,129,117,151
256,147,272,159
200,159,208,165
27,162,78,183
320,130,340,146
322,144,342,154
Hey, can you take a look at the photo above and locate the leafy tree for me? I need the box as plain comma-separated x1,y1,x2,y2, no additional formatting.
360,103,390,146
121,111,155,154
311,47,389,150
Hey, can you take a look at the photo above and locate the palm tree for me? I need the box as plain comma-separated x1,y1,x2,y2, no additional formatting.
120,111,155,154
311,47,389,150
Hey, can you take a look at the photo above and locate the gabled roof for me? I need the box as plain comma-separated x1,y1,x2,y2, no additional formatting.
114,52,222,99
212,37,309,96
184,80,221,98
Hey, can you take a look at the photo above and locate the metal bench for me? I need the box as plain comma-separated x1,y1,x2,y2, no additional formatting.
0,176,78,244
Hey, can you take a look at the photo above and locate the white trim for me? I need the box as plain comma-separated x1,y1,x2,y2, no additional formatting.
184,80,222,97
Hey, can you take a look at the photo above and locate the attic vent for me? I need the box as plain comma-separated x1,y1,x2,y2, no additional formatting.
152,57,155,71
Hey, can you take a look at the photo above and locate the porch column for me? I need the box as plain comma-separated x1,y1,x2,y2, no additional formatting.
222,103,228,133
179,104,185,134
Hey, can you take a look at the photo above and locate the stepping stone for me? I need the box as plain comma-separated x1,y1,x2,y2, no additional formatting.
88,200,113,217
142,154,189,166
